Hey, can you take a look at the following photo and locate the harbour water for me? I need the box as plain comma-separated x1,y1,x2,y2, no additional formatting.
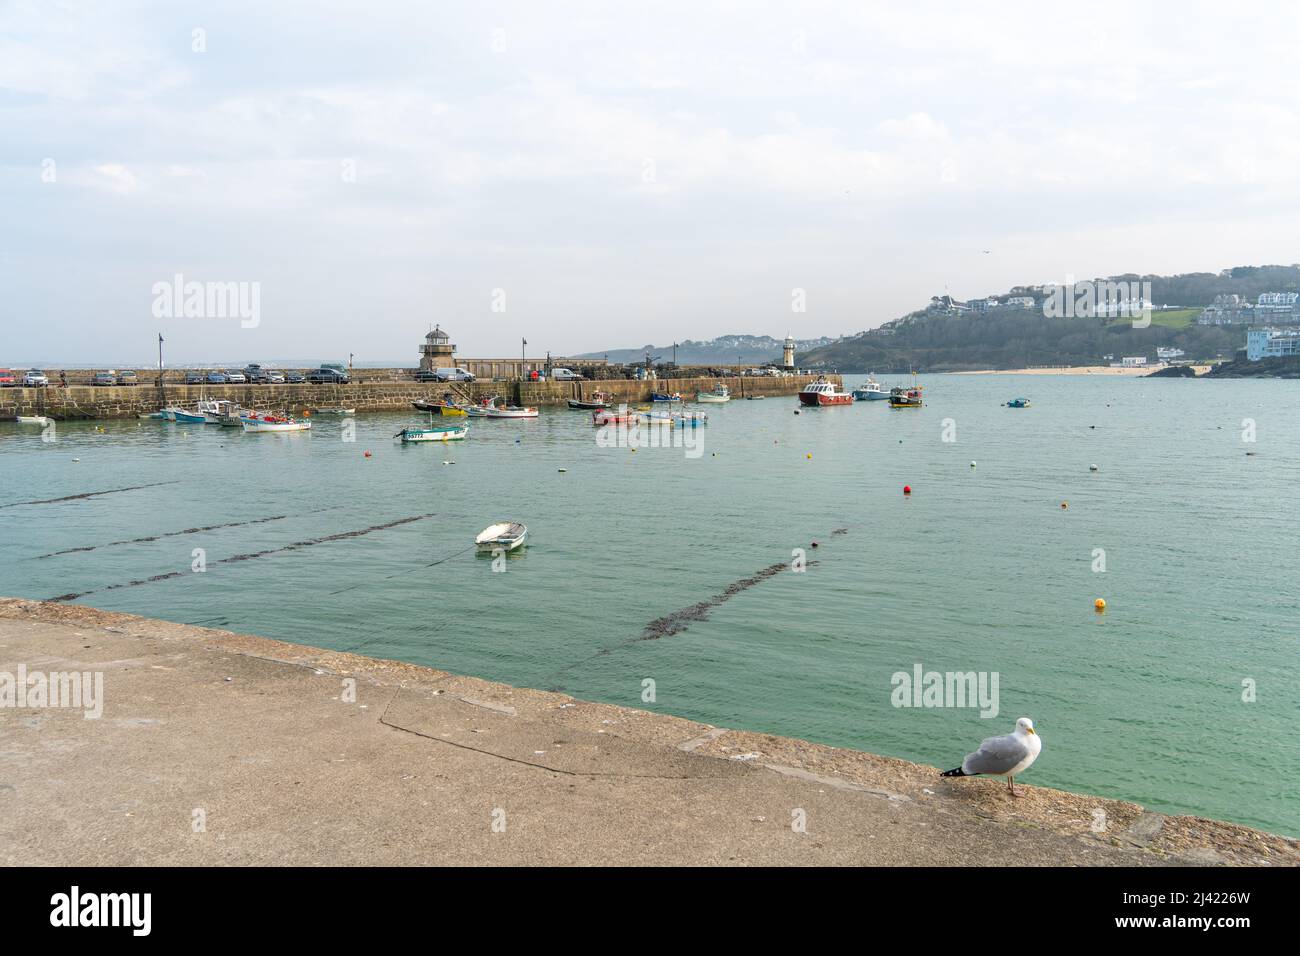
1,374,1296,836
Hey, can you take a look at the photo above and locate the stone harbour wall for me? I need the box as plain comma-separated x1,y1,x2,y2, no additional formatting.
0,374,842,421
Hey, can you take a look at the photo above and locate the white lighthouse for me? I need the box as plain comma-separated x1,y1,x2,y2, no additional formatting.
782,334,796,369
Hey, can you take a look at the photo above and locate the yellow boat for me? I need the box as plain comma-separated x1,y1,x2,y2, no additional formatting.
413,400,467,417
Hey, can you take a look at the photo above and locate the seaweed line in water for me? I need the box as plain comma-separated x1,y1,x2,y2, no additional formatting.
0,480,181,509
38,512,298,558
47,513,437,602
639,562,804,640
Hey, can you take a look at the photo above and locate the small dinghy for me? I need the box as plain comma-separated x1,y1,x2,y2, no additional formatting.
1006,397,1031,408
16,415,52,426
476,521,528,552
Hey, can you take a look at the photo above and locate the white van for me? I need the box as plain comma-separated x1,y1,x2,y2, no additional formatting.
435,367,476,382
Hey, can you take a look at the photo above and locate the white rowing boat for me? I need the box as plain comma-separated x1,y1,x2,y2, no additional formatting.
475,521,528,552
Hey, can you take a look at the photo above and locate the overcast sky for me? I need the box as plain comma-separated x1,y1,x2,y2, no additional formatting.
3,1,1299,365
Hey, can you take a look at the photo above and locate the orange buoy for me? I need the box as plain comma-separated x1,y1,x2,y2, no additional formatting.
1094,598,1106,611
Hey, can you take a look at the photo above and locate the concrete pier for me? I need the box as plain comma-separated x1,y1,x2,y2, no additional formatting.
1,598,1293,866
0,374,838,421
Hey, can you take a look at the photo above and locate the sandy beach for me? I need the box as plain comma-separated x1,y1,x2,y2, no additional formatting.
954,365,1212,376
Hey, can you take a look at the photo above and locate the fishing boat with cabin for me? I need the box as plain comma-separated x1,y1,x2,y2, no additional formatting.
696,383,730,403
799,376,854,407
567,391,611,410
852,377,889,401
888,385,924,408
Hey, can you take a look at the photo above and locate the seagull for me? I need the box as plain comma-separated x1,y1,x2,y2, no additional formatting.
940,717,1042,797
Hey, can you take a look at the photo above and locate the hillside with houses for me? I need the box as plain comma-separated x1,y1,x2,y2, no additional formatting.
797,264,1300,372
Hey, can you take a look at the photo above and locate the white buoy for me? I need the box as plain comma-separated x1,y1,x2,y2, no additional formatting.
1089,464,1098,472
970,461,976,468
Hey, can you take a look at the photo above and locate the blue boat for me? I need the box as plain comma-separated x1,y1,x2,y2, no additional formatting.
173,410,207,424
1006,397,1031,408
651,392,682,402
852,379,889,401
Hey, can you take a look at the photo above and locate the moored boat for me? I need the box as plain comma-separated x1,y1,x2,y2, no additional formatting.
463,396,537,418
852,378,889,401
651,391,683,402
483,405,538,419
15,415,52,425
173,409,207,424
476,521,528,552
311,406,356,415
799,376,854,407
889,385,924,408
567,391,611,410
412,399,468,417
593,407,638,426
240,413,312,432
215,404,248,427
1006,397,1031,408
696,383,730,403
396,424,468,442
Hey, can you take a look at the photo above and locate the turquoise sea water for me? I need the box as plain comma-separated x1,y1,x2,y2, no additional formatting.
1,374,1296,836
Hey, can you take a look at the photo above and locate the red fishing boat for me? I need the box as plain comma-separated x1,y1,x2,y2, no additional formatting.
798,376,854,407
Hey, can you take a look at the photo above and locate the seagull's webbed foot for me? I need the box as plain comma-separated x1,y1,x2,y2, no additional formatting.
1007,777,1023,798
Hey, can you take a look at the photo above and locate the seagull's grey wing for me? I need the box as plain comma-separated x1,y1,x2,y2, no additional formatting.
961,733,1031,775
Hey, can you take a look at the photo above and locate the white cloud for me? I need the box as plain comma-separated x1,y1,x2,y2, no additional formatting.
4,0,1300,361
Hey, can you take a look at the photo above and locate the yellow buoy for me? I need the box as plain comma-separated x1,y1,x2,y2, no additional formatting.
806,453,812,459
1094,598,1106,611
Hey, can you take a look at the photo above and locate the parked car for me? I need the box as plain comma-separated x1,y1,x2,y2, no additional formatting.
22,369,48,387
284,370,306,384
266,371,286,384
92,371,117,386
433,367,475,382
184,370,206,384
243,364,270,383
550,367,583,381
116,370,139,386
0,369,15,386
413,369,441,382
206,371,229,384
307,367,350,384
223,370,247,384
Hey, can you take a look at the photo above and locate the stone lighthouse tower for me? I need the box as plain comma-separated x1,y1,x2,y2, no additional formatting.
420,325,455,372
782,334,796,369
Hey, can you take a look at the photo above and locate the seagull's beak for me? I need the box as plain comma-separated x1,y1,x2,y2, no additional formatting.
1026,727,1036,735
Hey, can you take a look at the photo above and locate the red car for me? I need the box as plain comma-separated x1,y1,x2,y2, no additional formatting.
0,369,15,387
